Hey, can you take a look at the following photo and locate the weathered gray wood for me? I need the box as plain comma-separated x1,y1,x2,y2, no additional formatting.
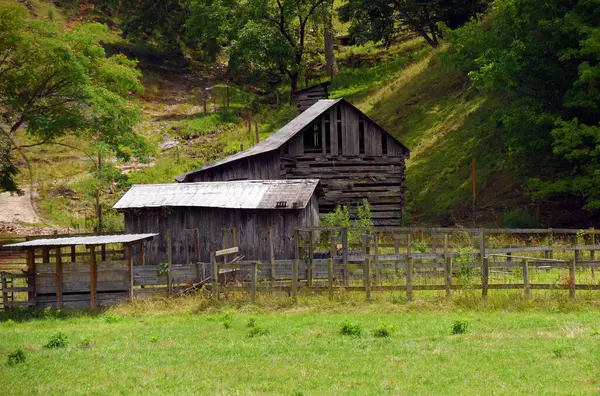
569,259,576,302
215,246,239,257
364,258,371,301
127,245,133,300
482,257,489,298
445,257,452,297
328,258,333,300
342,228,349,286
292,259,298,303
406,256,413,301
55,248,63,309
211,252,218,299
251,262,258,303
167,228,173,296
523,259,530,298
90,246,97,308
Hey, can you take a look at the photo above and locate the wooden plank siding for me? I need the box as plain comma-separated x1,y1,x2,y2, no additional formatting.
123,195,319,266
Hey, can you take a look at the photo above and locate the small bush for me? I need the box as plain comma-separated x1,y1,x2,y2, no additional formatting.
373,323,395,338
45,332,68,348
503,208,537,228
451,320,469,335
104,313,122,323
340,321,363,337
7,348,25,365
246,318,257,328
246,326,270,338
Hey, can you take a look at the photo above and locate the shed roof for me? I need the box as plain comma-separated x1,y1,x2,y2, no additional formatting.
113,180,321,210
3,233,158,248
175,98,409,182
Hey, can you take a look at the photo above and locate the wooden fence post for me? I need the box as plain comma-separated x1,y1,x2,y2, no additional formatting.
569,259,576,302
330,235,336,258
89,246,97,307
445,257,452,297
373,232,380,287
328,258,333,300
167,229,173,297
482,257,489,298
251,262,258,303
292,259,298,303
394,237,400,275
523,259,530,298
127,245,133,300
406,255,413,301
342,228,349,287
364,257,371,301
1,274,8,308
55,247,63,309
211,252,218,300
548,230,554,259
479,229,486,269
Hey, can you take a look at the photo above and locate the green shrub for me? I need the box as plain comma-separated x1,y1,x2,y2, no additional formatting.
7,348,25,365
246,326,270,338
373,323,395,338
45,332,68,348
340,321,363,337
451,320,469,335
503,208,537,229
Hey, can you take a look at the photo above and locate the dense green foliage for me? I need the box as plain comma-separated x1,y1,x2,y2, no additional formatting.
449,0,600,209
0,2,148,193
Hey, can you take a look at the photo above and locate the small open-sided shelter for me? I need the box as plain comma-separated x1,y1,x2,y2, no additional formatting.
176,99,410,226
114,179,322,265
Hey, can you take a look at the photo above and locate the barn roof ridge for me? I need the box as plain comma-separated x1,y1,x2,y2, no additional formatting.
113,179,322,210
175,98,409,182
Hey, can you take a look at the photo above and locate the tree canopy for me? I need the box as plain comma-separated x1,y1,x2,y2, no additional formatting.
0,2,148,193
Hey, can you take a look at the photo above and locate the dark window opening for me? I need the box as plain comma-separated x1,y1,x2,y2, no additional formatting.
303,122,322,153
359,119,365,154
382,133,388,155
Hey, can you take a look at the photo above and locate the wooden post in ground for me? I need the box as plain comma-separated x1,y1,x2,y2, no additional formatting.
126,244,133,300
394,237,400,275
569,258,576,302
342,228,349,287
445,257,452,297
211,252,218,300
268,227,276,285
251,262,258,303
479,229,486,270
55,247,63,309
167,228,173,296
1,274,8,308
307,231,314,288
406,255,413,301
328,258,333,300
548,230,554,259
522,259,530,298
292,259,298,303
26,247,36,303
364,257,371,301
89,246,97,308
482,257,489,298
373,232,380,286
330,235,336,259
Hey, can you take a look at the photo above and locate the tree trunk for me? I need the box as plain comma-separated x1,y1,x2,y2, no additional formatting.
324,1,338,79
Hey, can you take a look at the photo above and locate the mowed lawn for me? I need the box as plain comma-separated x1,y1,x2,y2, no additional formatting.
2,300,600,394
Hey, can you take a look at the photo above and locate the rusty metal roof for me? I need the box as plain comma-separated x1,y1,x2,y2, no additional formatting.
3,233,158,248
113,180,321,210
175,99,342,182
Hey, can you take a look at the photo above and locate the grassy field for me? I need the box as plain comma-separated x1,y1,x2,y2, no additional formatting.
2,295,600,394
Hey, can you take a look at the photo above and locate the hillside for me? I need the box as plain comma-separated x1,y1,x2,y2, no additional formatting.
3,0,577,233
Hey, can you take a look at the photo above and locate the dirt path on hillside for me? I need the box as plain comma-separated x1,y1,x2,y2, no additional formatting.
0,189,42,224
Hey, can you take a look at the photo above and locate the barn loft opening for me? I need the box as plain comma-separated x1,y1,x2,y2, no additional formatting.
303,123,322,153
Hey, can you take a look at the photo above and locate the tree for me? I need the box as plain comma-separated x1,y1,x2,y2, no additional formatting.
0,3,148,193
338,0,488,48
229,0,331,94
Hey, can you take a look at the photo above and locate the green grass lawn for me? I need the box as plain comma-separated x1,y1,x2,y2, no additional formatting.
2,295,600,394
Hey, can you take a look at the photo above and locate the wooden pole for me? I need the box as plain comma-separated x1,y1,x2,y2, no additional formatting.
127,244,133,300
211,252,218,300
364,257,371,301
479,229,486,269
373,232,380,287
482,257,489,298
569,258,576,302
445,257,452,297
330,235,336,259
251,262,258,303
292,259,298,303
1,274,8,308
55,247,63,309
327,258,333,300
394,237,400,275
70,245,76,262
406,255,413,301
342,228,349,287
167,228,172,297
26,247,35,303
523,259,530,298
90,246,97,307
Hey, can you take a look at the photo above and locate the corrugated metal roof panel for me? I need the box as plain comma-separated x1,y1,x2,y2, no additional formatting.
113,180,320,210
3,233,158,248
175,99,341,181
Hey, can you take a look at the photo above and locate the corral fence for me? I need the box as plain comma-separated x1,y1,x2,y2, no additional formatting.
3,226,600,308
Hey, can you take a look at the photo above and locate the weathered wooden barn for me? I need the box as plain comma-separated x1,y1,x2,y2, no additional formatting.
176,99,410,226
113,180,321,265
291,82,330,112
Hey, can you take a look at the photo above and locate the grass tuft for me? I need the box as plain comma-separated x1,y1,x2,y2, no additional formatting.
7,348,25,366
340,321,363,337
45,332,68,349
451,320,469,335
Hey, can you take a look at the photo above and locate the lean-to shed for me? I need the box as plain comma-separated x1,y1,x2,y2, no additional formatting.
113,180,322,265
176,99,410,226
